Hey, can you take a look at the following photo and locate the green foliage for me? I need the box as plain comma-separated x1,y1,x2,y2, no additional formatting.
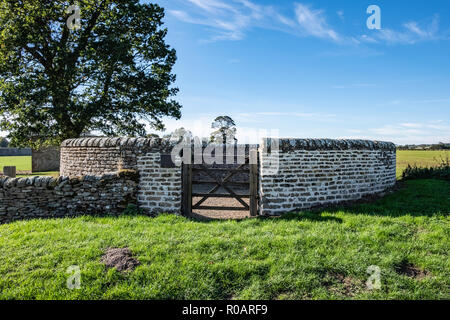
210,116,237,144
398,143,450,150
429,143,450,150
0,0,181,148
402,156,450,181
122,204,141,216
146,133,160,139
166,127,193,143
0,179,448,299
117,169,139,182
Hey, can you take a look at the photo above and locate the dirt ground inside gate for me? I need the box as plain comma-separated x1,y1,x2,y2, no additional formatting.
189,184,251,220
189,196,251,220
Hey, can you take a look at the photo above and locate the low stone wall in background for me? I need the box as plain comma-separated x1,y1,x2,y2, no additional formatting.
32,146,60,172
0,170,138,224
0,148,31,156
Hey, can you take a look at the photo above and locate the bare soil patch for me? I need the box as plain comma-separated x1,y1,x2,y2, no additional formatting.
101,248,140,272
323,273,364,297
395,260,430,279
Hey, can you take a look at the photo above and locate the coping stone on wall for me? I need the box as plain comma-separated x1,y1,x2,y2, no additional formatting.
61,137,178,153
0,170,136,189
261,138,396,153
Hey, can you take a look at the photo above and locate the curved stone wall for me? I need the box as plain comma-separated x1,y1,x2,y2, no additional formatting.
59,137,397,216
60,137,181,214
259,138,397,215
60,137,175,177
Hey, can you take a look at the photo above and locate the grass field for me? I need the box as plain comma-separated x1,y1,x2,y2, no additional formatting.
396,150,450,178
0,156,58,177
0,156,31,172
0,179,448,300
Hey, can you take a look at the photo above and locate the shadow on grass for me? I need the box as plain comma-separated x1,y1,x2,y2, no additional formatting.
309,179,450,218
259,211,343,223
186,179,449,223
187,208,343,224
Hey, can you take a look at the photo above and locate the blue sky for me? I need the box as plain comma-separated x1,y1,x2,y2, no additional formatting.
153,0,450,144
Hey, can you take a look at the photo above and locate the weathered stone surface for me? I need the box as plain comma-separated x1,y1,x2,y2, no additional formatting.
0,171,138,224
32,146,60,172
60,138,182,215
262,138,396,153
60,137,177,150
137,153,181,214
259,148,396,215
3,166,16,178
54,137,398,218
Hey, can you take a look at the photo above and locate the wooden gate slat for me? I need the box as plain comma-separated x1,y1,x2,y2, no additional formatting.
191,205,249,211
192,193,251,198
198,165,250,209
192,180,249,185
185,153,259,216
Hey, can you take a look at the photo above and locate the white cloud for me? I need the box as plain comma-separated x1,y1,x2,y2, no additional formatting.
294,3,341,42
169,0,295,41
380,98,450,106
362,15,441,45
169,1,446,46
148,115,279,143
168,1,341,42
342,121,450,144
237,111,336,119
400,123,423,128
186,0,235,14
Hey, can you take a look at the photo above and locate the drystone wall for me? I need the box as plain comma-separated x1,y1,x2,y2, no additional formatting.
59,137,397,217
60,138,181,214
32,146,61,172
137,152,181,214
259,139,397,215
0,171,138,224
0,148,31,156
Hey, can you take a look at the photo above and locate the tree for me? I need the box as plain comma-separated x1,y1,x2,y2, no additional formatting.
146,133,160,139
210,116,237,144
0,1,181,148
0,137,9,148
168,127,192,143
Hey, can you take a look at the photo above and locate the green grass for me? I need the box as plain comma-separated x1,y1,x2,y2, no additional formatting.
397,150,450,178
0,156,31,172
0,179,448,300
0,156,58,177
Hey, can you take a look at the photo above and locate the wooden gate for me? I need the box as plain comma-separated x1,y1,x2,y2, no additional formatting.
182,150,258,217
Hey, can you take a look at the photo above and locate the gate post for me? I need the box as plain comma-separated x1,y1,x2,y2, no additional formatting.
3,166,16,178
182,164,192,216
249,150,258,216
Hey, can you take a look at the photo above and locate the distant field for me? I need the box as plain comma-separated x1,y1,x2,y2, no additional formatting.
0,156,58,177
396,150,450,178
0,156,31,172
